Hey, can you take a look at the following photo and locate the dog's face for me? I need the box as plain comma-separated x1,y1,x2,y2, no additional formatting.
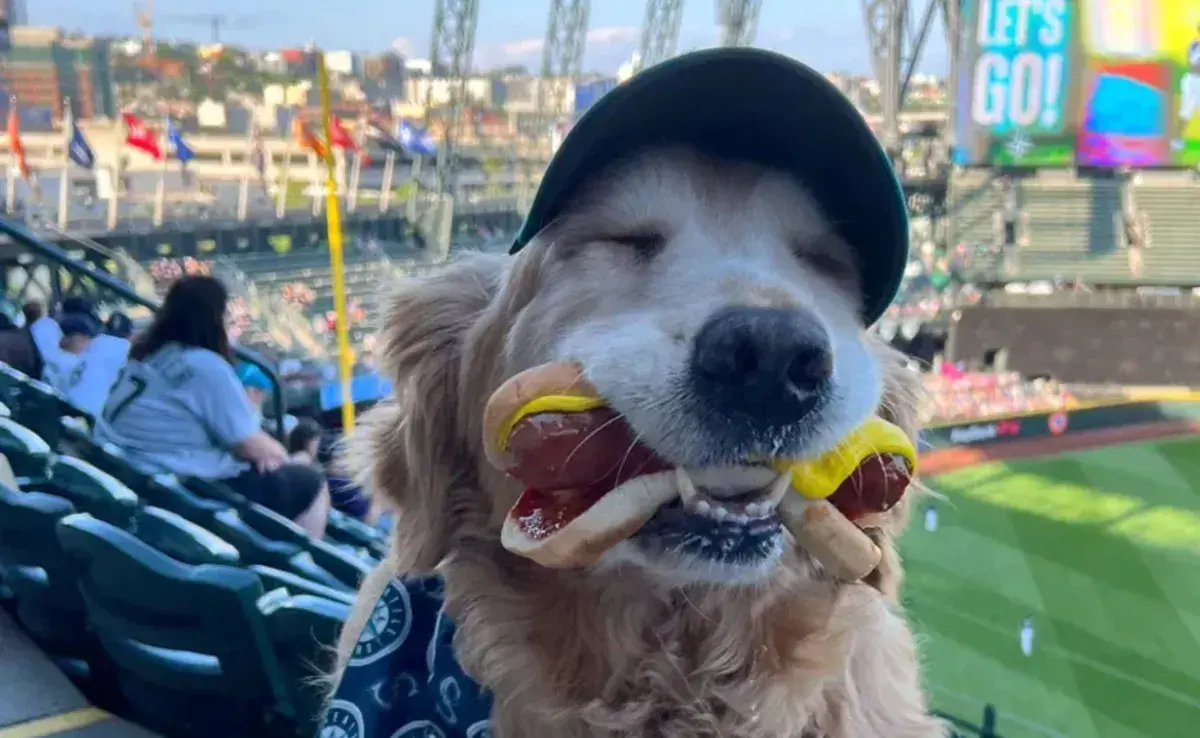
358,146,918,594
499,149,889,585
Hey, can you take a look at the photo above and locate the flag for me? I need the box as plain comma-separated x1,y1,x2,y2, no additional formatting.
249,122,267,192
67,121,95,169
123,112,161,160
292,117,326,158
166,118,195,184
397,120,437,156
6,105,31,182
330,115,358,151
365,120,405,154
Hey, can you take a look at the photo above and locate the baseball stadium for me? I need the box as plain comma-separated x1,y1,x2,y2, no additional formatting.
2,0,1200,737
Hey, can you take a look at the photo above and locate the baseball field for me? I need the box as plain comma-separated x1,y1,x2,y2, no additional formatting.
902,428,1200,738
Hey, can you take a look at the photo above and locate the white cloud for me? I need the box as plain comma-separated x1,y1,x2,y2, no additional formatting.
390,37,419,57
473,25,641,71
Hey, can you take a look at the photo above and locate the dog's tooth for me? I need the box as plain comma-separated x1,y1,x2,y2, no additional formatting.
694,499,712,514
675,468,699,506
745,502,766,519
710,505,729,522
728,513,750,524
764,472,792,509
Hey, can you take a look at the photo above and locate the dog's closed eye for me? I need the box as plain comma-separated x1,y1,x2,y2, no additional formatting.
793,235,860,287
607,229,669,259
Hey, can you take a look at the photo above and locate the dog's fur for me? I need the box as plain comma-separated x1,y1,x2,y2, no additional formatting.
335,149,942,737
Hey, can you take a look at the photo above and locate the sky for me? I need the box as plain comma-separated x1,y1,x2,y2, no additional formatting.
30,0,949,76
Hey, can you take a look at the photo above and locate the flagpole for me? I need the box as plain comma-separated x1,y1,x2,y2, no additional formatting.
153,120,168,227
347,114,366,213
379,147,395,213
317,51,355,431
57,98,72,230
309,151,321,217
6,96,17,216
275,118,292,218
236,117,253,221
107,113,125,230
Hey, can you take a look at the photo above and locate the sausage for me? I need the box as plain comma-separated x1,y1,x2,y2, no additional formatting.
504,408,669,492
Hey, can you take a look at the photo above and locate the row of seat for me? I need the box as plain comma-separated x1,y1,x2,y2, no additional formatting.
0,362,385,737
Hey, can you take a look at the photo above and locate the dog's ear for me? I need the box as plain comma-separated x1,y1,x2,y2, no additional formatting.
346,254,507,573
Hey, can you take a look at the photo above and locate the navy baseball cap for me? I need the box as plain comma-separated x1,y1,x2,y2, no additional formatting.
511,48,909,325
105,311,134,338
59,312,102,338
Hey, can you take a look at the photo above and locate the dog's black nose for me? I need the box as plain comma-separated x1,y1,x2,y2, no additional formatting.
690,306,833,425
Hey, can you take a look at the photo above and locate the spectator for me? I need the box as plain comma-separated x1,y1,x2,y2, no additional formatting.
286,416,323,464
95,275,330,537
105,311,134,339
30,303,131,417
303,423,385,527
0,300,43,378
238,362,298,436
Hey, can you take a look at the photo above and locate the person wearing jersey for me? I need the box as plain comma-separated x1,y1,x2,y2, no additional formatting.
1175,24,1200,149
31,307,131,418
95,275,329,537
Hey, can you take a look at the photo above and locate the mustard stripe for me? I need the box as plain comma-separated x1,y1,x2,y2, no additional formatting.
0,708,112,738
496,394,607,451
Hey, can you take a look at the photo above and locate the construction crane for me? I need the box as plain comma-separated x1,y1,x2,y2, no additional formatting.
428,0,480,193
539,1,590,128
637,0,685,72
133,0,155,58
717,0,762,47
158,12,271,44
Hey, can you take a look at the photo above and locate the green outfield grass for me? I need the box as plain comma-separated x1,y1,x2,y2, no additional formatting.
902,437,1200,737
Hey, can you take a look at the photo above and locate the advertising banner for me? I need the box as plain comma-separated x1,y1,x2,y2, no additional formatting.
955,0,1075,166
922,400,1174,448
1076,0,1200,166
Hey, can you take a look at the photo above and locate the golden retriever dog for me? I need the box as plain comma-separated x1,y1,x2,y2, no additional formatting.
334,147,941,738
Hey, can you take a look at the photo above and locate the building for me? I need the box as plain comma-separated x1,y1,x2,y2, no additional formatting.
1,0,26,26
0,27,117,121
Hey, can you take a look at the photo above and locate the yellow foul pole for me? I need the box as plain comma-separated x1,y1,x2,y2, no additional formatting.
316,51,356,431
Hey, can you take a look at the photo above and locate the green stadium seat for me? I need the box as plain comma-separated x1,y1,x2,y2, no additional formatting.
180,475,248,508
74,438,227,525
325,508,387,556
251,565,355,605
241,502,373,588
264,594,351,733
42,456,139,529
133,507,240,567
9,376,91,450
0,416,52,482
55,514,306,738
208,508,348,592
0,487,92,661
0,398,11,416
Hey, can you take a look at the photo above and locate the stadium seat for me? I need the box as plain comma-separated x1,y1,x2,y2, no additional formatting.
133,506,240,567
0,487,92,661
55,514,308,738
42,456,139,529
208,508,348,592
8,376,91,450
251,565,355,605
241,502,373,588
325,508,387,556
74,438,227,524
0,416,52,482
181,475,248,508
263,594,351,733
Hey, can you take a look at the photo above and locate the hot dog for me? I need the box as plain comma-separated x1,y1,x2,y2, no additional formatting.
483,362,916,578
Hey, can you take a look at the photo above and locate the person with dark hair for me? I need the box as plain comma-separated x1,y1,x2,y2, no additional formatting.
0,300,43,378
289,418,384,526
30,300,130,417
96,275,330,536
105,311,134,339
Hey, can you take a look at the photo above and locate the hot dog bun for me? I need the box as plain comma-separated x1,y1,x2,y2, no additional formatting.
485,363,675,568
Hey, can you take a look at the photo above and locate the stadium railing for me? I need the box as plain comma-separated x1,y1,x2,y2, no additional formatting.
0,217,288,438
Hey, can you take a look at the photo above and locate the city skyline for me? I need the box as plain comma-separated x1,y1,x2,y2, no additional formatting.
29,0,950,76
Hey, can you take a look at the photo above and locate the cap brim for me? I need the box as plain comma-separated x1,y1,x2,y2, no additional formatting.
512,48,908,325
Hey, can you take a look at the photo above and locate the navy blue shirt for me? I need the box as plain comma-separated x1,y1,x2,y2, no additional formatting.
321,574,494,737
